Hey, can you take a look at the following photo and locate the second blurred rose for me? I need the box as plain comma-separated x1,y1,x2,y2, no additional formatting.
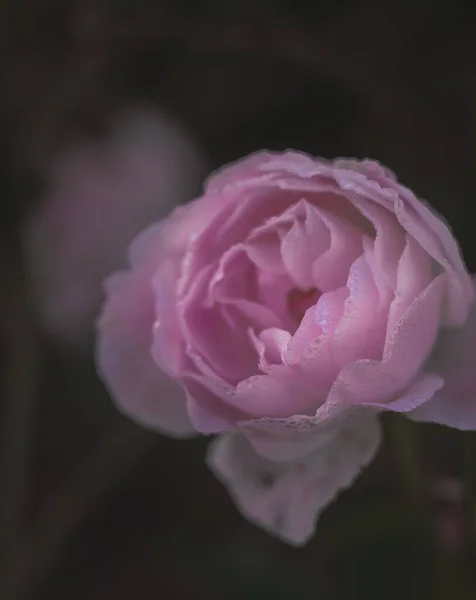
23,105,207,346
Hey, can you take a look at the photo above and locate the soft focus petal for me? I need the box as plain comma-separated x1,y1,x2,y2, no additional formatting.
25,106,206,344
409,277,476,429
208,417,381,546
97,269,194,437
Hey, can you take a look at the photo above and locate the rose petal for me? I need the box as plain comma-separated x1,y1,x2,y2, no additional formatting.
340,193,405,293
381,372,444,413
207,417,381,546
328,274,446,407
310,207,365,292
151,256,185,376
249,327,292,372
204,151,280,194
409,277,476,429
182,188,297,296
331,254,387,365
333,160,473,325
185,378,242,433
285,304,327,362
96,270,194,436
280,202,330,290
385,234,434,340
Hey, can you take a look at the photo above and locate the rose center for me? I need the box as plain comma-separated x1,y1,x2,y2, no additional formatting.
287,288,320,323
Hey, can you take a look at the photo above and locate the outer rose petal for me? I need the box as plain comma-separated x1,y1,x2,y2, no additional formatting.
408,277,476,429
96,269,194,437
208,417,381,545
332,160,473,325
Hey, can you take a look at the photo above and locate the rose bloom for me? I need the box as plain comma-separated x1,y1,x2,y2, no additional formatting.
97,151,476,545
23,106,206,344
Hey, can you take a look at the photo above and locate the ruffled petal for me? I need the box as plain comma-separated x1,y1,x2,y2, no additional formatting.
96,270,194,436
328,274,446,407
280,202,330,290
385,234,434,340
207,417,381,546
409,277,476,429
330,254,386,366
333,160,473,326
310,207,364,292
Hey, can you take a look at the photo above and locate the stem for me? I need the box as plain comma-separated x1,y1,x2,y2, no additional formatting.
0,420,156,600
389,415,461,599
389,415,424,509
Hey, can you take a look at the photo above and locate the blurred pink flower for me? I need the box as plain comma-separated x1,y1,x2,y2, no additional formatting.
97,151,475,545
23,106,206,344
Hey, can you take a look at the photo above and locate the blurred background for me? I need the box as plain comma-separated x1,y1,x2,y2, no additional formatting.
1,0,476,598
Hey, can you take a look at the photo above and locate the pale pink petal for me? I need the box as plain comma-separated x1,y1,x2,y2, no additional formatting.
385,234,434,341
257,271,295,330
229,330,344,417
284,304,326,362
394,193,472,325
328,274,446,407
151,256,185,376
310,207,364,292
207,245,256,304
245,229,287,275
409,277,476,429
184,343,333,422
96,270,194,436
207,246,280,330
185,378,243,433
207,417,381,546
361,159,471,319
331,254,387,366
245,425,337,461
333,160,473,325
182,189,297,295
381,372,444,412
204,151,280,193
180,266,259,383
280,202,329,290
341,193,405,293
234,367,322,418
249,327,292,372
313,287,349,335
134,210,205,377
281,288,347,368
258,151,331,179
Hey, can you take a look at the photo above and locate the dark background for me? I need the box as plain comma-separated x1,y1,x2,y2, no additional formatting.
1,1,476,598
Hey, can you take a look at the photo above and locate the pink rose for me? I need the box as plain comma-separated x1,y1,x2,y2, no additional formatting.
23,106,206,344
96,151,475,545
